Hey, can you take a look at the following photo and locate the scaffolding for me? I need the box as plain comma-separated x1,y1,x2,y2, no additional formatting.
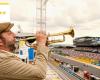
36,0,48,32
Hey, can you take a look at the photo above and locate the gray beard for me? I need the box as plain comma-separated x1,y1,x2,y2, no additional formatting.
7,44,16,52
0,36,16,52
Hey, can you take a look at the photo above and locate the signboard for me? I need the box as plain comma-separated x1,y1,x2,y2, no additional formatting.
0,1,10,22
28,48,35,61
19,40,25,47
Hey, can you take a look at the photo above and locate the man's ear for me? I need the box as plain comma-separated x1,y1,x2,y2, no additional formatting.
0,39,3,46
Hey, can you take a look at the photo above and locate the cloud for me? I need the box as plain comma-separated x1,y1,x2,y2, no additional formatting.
11,21,34,33
11,0,100,38
11,0,35,21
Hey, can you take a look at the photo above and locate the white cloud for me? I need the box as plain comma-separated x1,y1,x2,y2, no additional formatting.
11,0,35,21
10,0,100,39
11,21,35,33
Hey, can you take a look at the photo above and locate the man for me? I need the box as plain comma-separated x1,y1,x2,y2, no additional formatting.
0,22,49,80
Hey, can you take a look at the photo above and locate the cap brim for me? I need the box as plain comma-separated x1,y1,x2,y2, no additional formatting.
5,23,14,31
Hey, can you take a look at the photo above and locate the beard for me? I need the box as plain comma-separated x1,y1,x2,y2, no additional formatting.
0,34,16,52
3,39,16,52
7,43,16,52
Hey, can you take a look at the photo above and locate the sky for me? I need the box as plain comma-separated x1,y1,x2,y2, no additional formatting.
0,0,10,22
1,0,100,44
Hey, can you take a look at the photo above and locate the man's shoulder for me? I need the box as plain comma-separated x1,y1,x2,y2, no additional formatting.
0,50,20,62
0,50,18,59
0,53,7,58
0,51,9,62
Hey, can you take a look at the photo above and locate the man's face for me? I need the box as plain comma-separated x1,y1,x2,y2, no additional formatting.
0,31,16,52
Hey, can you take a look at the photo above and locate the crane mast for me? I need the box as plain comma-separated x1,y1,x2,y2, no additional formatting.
36,0,48,32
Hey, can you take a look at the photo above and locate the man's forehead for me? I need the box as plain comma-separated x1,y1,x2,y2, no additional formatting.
1,30,12,35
